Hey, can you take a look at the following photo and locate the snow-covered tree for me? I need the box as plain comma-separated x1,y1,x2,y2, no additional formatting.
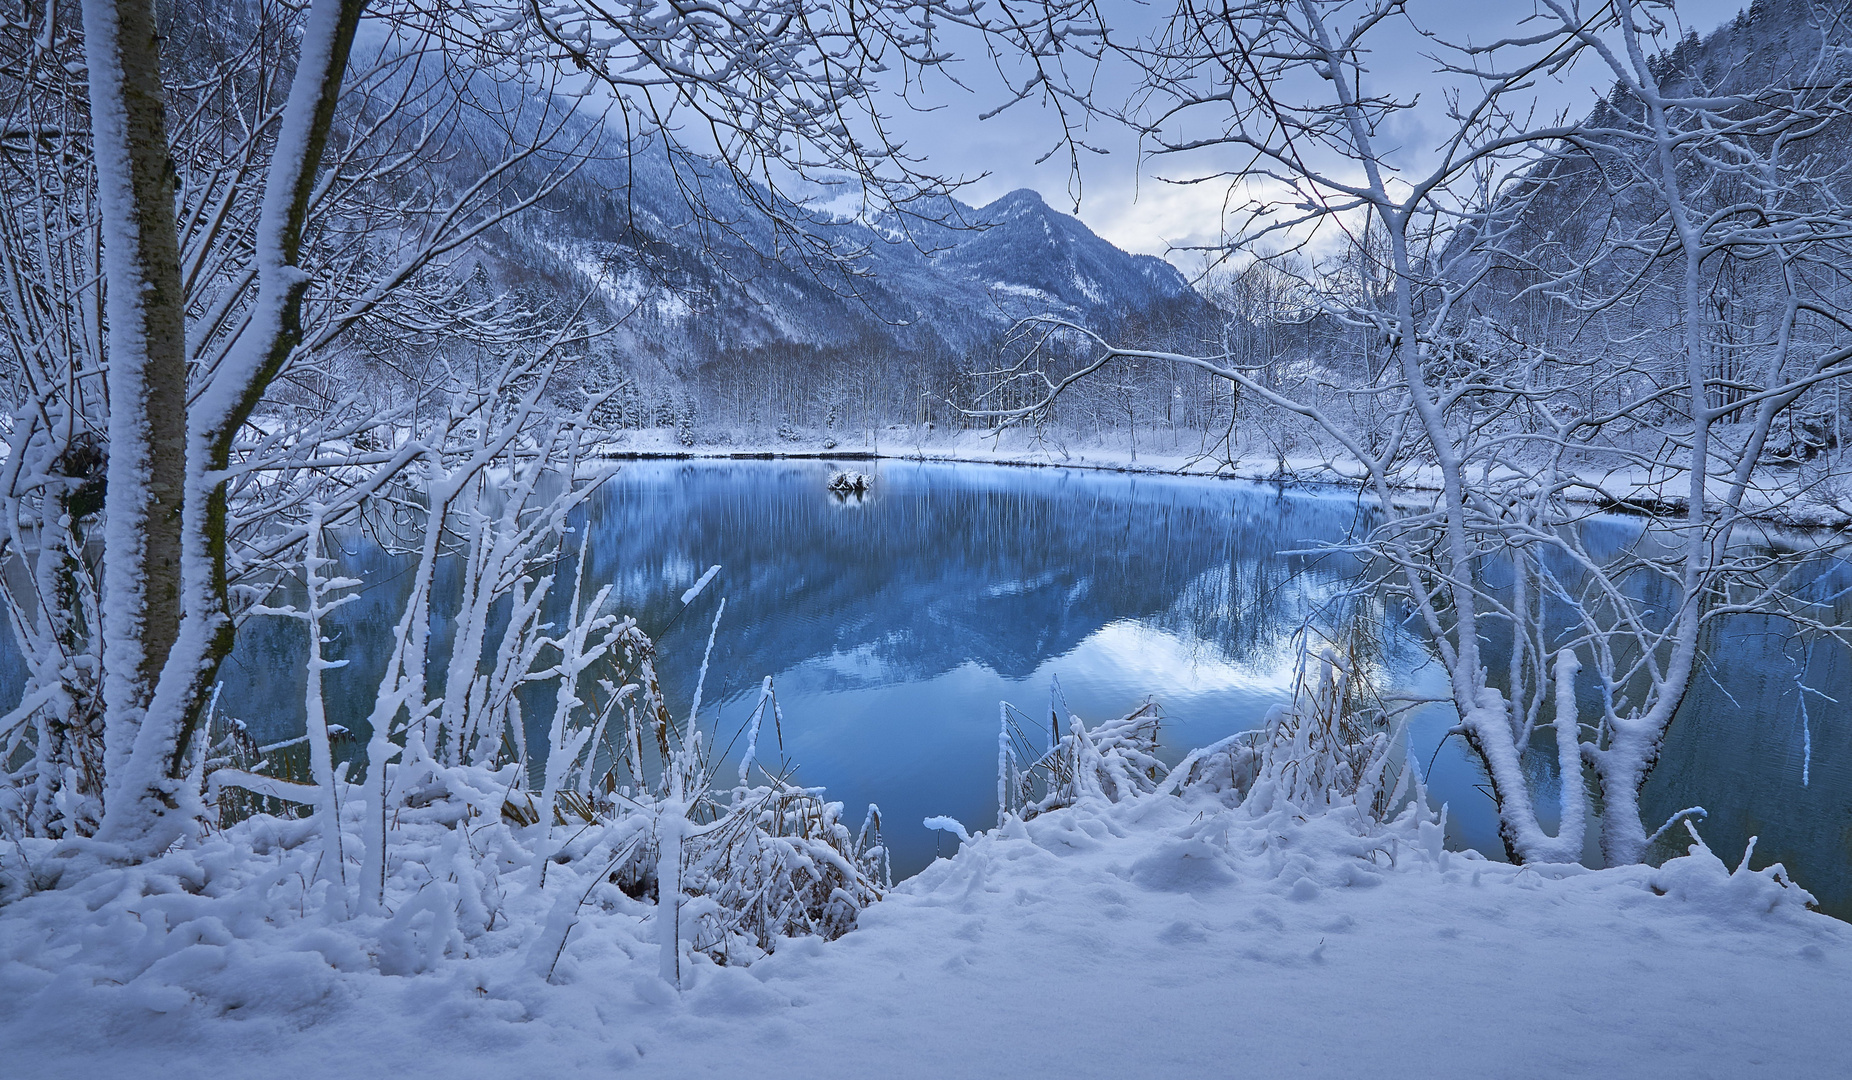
0,0,973,855
973,0,1852,865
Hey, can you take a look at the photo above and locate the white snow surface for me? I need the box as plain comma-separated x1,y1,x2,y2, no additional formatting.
3,786,1845,1078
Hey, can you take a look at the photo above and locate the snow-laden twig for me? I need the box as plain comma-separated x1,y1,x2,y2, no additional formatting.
739,677,775,787
681,565,722,606
688,598,726,732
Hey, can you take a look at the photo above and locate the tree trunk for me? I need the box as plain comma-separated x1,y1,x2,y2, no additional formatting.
81,0,188,842
86,0,367,854
158,0,368,783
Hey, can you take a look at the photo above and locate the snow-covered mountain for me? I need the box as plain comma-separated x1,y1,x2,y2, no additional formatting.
865,187,1200,336
475,139,1206,380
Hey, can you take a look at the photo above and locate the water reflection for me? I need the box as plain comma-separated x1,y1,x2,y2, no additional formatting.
46,460,1852,915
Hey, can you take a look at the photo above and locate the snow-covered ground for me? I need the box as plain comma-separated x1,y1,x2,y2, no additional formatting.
4,785,1844,1078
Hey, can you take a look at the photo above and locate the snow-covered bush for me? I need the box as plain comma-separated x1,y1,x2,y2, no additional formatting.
997,642,1405,828
997,701,1166,820
321,520,885,977
1648,823,1816,918
509,619,891,975
1222,646,1397,818
0,415,886,1000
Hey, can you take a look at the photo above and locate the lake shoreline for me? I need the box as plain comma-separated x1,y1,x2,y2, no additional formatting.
585,428,1852,534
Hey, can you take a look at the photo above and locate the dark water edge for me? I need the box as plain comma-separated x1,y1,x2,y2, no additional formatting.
4,459,1846,918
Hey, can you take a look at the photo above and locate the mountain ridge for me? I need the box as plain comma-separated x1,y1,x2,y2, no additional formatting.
473,135,1207,386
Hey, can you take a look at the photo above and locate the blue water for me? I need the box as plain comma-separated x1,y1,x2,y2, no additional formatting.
94,460,1852,914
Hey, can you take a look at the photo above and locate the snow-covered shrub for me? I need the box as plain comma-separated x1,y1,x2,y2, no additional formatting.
0,430,887,1002
1648,824,1816,919
1228,646,1396,818
394,535,888,979
509,626,892,974
677,787,889,958
998,642,1404,829
997,701,1166,820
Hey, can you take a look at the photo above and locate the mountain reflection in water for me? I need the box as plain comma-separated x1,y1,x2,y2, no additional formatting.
180,460,1852,917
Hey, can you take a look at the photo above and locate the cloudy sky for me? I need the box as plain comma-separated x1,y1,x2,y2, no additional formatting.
875,0,1748,270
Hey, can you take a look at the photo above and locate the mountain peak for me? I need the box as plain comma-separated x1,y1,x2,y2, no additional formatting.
981,188,1050,218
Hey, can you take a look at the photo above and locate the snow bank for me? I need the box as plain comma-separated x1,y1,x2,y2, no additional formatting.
3,766,1843,1078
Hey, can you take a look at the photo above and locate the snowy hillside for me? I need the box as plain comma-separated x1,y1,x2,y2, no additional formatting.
509,156,1207,368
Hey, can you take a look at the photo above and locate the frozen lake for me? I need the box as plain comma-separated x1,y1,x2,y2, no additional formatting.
142,459,1852,916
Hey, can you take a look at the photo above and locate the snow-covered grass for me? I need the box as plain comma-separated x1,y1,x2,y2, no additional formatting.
2,677,1843,1078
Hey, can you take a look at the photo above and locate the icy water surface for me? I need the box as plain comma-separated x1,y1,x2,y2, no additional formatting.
65,460,1852,914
